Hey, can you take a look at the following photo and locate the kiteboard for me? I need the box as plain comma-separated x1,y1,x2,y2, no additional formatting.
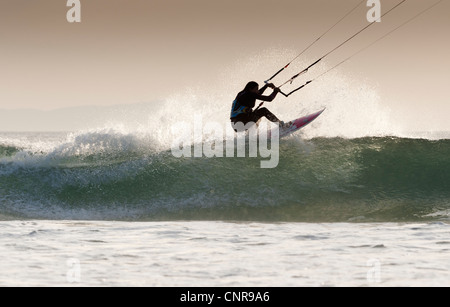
274,108,325,138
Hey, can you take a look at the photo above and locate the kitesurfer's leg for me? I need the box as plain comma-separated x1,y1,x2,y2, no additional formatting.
252,108,280,124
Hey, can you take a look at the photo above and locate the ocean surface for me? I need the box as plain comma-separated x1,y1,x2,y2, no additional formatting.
0,131,449,286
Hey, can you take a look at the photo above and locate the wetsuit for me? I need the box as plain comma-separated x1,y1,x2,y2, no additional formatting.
230,84,281,130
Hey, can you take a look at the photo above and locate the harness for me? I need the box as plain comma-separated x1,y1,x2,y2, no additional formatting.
230,94,251,120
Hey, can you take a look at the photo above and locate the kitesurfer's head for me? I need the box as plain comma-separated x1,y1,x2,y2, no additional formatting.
244,81,259,93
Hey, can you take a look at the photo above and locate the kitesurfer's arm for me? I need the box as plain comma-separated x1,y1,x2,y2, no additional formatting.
251,87,280,102
258,84,270,94
258,83,278,94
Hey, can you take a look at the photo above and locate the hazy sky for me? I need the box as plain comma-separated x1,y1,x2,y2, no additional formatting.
1,0,449,130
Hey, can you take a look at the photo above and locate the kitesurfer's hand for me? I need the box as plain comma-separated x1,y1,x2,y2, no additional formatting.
267,83,276,89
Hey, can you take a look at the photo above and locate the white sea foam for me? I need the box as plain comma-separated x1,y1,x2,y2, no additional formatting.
0,221,449,287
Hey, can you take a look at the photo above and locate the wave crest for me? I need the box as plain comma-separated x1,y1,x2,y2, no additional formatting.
1,136,449,222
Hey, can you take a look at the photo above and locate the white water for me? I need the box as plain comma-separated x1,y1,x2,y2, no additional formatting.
0,221,449,287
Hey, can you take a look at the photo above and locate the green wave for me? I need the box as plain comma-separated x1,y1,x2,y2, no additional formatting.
0,145,21,158
0,137,449,222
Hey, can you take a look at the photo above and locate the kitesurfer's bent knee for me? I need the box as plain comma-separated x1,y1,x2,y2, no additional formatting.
252,108,280,124
231,108,281,132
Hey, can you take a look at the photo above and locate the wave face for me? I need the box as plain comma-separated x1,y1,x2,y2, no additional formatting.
1,132,449,222
1,50,448,222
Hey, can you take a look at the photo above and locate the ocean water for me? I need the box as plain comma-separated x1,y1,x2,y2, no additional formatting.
0,220,449,287
0,130,449,287
1,132,449,222
1,54,449,286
